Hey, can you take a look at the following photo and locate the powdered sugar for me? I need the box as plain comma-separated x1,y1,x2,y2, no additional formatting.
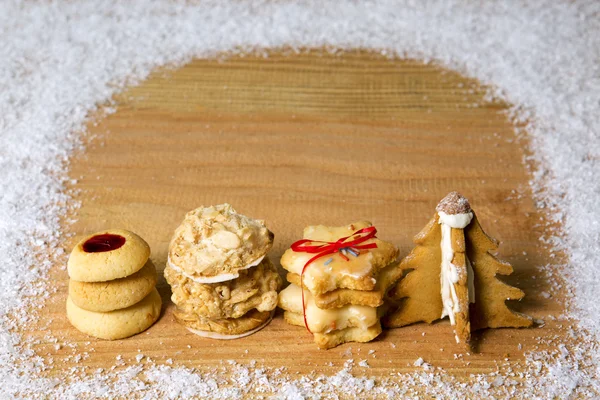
1,0,599,398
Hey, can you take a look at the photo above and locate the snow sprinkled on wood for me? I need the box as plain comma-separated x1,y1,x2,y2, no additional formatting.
1,0,599,397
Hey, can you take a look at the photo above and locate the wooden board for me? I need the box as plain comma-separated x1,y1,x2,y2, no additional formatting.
36,50,563,389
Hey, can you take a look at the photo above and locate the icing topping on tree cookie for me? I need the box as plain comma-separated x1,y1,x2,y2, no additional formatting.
436,191,472,215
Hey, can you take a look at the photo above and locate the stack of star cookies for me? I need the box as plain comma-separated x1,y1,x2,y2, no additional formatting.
278,221,401,349
164,204,282,339
66,229,161,340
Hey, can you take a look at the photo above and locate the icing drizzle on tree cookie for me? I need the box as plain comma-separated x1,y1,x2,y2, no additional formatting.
436,192,475,341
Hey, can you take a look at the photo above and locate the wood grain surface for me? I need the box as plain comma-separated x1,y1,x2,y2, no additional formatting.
34,50,564,389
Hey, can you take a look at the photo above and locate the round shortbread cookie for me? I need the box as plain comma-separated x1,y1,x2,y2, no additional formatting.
173,307,272,336
69,260,158,312
66,288,162,340
68,229,151,282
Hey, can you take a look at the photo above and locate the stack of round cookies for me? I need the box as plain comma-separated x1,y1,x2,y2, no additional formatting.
164,204,281,339
66,229,162,340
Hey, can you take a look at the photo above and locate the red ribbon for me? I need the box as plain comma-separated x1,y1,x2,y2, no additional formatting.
290,226,378,332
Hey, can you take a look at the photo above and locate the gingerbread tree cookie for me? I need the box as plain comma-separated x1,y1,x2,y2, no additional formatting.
385,192,532,347
385,216,443,327
465,213,532,331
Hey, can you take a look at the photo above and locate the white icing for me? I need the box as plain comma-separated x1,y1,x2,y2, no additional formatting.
185,311,274,340
439,220,460,325
438,212,475,330
167,255,264,284
284,250,374,293
438,211,473,229
279,284,378,333
281,222,377,294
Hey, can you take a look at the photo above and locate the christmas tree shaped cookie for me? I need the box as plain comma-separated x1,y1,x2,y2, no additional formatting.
384,192,532,346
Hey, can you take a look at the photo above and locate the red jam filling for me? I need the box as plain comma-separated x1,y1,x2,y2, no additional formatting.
82,234,126,253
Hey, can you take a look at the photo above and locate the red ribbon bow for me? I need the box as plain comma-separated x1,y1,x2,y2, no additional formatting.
290,226,378,332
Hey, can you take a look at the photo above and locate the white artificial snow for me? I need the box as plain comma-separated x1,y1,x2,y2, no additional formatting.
0,0,599,398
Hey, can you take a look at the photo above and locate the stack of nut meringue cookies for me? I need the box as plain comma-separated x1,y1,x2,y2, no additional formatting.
164,204,282,339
